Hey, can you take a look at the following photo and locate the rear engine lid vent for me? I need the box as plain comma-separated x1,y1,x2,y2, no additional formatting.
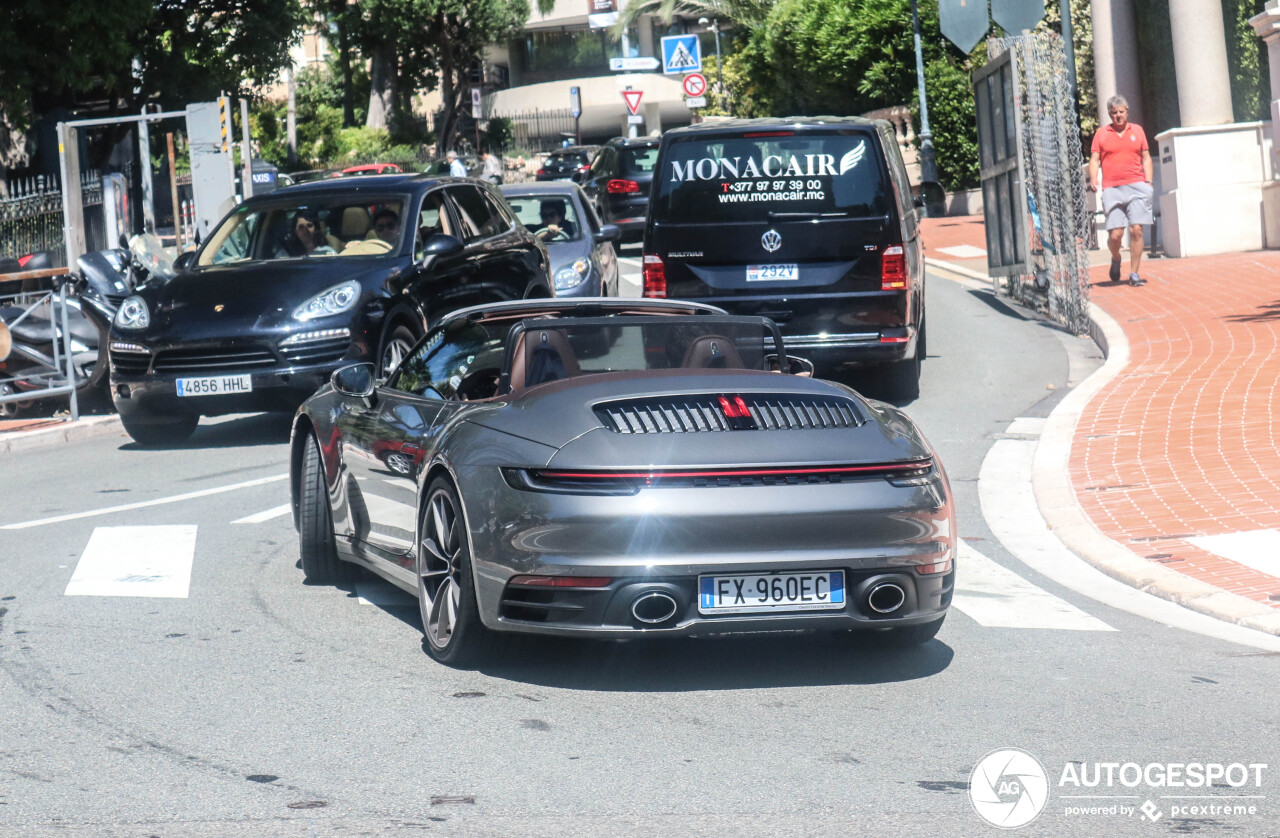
595,394,864,434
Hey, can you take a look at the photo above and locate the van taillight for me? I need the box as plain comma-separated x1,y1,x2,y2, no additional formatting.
642,254,666,298
607,179,640,194
881,245,907,290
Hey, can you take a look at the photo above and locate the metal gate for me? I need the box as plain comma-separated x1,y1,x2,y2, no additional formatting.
976,33,1092,335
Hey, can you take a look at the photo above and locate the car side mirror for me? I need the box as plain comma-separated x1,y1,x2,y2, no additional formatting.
418,233,465,267
595,224,622,243
764,354,814,377
173,251,196,272
331,362,377,406
917,181,947,217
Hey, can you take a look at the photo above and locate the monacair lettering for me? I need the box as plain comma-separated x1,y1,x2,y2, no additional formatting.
670,152,840,181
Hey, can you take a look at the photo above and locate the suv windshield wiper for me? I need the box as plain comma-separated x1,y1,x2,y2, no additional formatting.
766,210,852,220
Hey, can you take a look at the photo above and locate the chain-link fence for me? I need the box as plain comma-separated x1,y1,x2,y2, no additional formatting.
987,33,1093,336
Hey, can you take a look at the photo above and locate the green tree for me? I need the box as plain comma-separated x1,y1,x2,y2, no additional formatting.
615,0,775,32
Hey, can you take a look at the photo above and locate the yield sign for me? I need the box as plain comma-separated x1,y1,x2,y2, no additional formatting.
622,90,643,115
682,73,707,97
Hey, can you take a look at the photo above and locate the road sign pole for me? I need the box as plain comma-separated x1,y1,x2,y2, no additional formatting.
912,0,939,185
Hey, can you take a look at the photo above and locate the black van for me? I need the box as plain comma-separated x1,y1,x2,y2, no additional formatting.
642,117,925,397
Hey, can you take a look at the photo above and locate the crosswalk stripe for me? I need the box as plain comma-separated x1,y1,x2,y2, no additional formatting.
65,525,197,598
952,540,1115,631
232,504,292,525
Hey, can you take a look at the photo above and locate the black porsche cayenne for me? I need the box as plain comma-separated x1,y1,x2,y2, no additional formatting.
108,174,552,445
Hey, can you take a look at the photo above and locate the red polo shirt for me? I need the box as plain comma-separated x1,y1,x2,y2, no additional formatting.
1091,123,1148,188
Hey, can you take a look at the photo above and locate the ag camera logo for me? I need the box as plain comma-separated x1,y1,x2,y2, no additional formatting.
970,748,1050,828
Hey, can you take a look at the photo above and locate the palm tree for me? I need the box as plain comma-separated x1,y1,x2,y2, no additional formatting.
614,0,773,34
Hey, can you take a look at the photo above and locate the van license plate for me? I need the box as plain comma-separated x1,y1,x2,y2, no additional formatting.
176,375,253,397
698,570,845,614
747,264,798,282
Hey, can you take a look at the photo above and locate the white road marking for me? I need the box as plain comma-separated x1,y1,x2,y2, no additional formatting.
356,579,416,606
937,244,987,258
232,504,292,525
1188,530,1280,579
65,525,197,598
952,540,1115,630
1,474,288,530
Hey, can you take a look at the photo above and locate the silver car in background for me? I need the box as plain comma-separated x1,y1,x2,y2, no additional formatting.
500,182,621,297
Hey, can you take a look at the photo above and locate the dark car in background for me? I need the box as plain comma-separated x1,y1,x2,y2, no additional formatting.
500,182,621,297
578,136,660,242
108,174,552,445
535,146,599,181
642,117,927,398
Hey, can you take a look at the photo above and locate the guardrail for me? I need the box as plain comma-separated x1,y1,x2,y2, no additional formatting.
0,268,84,420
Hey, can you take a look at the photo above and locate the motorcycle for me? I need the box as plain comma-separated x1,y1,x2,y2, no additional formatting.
0,235,168,417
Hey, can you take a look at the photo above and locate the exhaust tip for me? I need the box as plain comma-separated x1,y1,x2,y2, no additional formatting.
631,591,679,624
867,582,906,614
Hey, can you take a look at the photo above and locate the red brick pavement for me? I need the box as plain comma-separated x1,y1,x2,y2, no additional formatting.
1071,254,1280,608
921,215,987,262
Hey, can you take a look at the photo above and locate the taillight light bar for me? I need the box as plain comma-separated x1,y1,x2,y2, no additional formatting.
642,254,666,298
534,460,933,481
881,244,907,290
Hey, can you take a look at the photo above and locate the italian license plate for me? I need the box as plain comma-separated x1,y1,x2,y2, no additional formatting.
746,263,799,282
175,375,253,397
698,570,845,615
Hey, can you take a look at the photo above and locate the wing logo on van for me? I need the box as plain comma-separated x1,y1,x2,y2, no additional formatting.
839,141,867,175
761,229,782,252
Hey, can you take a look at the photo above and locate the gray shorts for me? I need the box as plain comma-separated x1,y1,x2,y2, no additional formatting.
1102,182,1153,229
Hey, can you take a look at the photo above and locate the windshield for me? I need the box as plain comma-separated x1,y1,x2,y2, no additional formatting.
653,131,889,223
196,195,409,266
505,194,584,243
619,145,659,177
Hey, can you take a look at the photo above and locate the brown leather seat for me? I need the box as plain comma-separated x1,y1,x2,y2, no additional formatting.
681,335,745,369
509,328,580,393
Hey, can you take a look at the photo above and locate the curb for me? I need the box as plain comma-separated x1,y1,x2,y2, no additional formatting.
1032,301,1280,636
0,415,125,455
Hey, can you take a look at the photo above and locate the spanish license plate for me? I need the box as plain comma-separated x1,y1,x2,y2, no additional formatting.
175,375,253,397
746,263,799,282
698,570,845,615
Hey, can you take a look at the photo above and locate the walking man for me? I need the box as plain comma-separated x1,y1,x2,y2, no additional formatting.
1089,96,1154,286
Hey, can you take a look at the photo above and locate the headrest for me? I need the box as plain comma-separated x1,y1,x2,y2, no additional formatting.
340,207,372,239
681,334,745,369
510,328,580,393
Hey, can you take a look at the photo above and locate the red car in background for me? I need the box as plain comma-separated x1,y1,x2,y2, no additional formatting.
340,164,404,176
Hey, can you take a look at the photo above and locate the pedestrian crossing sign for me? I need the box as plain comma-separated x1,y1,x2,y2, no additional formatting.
661,34,702,75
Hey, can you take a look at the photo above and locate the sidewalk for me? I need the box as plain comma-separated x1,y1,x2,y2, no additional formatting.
923,214,1280,630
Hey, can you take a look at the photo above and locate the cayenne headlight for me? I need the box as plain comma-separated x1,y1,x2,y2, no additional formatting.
553,259,591,291
114,295,150,331
293,281,360,321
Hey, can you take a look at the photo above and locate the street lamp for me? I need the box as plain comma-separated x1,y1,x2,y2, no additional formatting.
698,17,726,114
910,0,939,185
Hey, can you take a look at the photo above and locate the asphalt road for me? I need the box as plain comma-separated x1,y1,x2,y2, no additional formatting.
1,261,1276,837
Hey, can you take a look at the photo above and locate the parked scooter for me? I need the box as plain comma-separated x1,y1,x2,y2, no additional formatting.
0,237,160,416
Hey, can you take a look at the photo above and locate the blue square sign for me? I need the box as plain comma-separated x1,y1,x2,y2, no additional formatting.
661,34,701,75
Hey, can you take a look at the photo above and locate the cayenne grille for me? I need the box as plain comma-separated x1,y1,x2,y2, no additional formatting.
109,350,150,375
151,345,277,374
595,395,863,434
279,337,350,366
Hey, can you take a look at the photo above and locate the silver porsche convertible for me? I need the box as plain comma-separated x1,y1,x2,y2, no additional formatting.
289,298,955,665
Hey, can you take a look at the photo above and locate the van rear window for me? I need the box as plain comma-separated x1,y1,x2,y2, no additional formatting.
653,131,889,223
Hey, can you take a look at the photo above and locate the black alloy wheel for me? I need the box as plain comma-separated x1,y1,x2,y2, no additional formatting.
298,432,357,585
417,477,488,666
